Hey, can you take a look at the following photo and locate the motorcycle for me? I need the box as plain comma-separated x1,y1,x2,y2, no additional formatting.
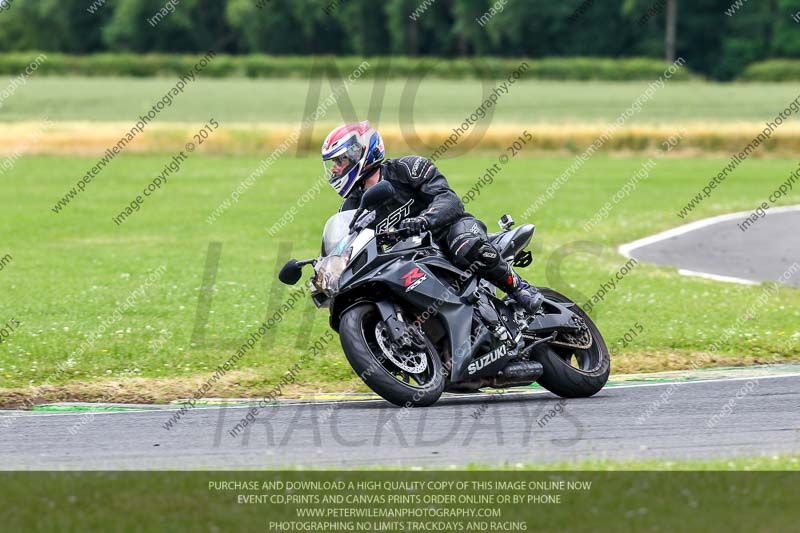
279,181,610,407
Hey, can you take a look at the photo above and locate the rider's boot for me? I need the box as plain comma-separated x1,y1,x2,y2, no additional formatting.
508,277,544,315
486,262,544,315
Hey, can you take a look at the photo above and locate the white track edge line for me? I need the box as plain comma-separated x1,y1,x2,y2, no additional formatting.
617,204,800,285
677,269,760,285
618,204,800,259
3,373,798,418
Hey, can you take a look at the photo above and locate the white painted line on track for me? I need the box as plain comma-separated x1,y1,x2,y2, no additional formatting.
3,373,799,418
677,269,759,285
619,204,800,258
618,204,800,285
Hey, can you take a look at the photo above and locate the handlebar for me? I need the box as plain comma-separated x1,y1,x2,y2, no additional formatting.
376,227,401,238
376,228,408,242
376,228,432,245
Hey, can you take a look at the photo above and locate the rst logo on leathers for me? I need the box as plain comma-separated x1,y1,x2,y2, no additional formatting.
400,266,427,292
376,199,413,233
468,344,507,374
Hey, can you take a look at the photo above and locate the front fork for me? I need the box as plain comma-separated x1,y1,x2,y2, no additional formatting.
374,300,407,343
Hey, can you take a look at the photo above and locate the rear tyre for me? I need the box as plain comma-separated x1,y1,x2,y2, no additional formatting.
339,302,445,407
531,288,610,398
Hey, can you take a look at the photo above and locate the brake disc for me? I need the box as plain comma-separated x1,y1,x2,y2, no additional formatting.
375,322,428,374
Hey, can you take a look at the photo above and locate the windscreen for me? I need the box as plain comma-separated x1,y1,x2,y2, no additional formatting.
321,210,356,256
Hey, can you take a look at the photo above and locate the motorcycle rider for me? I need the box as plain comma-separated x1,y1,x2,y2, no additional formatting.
321,121,543,314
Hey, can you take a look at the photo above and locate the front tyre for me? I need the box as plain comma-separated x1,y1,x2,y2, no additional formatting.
339,303,445,407
532,288,610,398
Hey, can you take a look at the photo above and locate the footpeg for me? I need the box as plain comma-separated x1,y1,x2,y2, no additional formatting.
513,250,532,268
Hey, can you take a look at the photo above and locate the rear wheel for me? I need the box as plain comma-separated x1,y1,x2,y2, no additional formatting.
339,302,445,407
530,288,610,398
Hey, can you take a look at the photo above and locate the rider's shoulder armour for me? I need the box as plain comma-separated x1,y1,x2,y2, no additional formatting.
389,155,436,183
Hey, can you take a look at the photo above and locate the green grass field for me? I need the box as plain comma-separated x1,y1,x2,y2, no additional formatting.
2,78,800,124
1,152,799,402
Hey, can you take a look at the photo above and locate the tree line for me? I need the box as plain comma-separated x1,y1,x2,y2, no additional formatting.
0,0,798,80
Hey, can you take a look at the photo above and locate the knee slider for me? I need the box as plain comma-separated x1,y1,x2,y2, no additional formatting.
450,232,482,269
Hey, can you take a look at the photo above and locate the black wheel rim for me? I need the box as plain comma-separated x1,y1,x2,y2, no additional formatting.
359,307,440,389
551,342,603,373
543,295,606,374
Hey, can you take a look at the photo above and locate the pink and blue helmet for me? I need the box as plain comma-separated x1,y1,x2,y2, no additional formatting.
321,121,385,198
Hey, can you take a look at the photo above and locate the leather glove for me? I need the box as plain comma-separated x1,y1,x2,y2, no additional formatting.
398,216,429,237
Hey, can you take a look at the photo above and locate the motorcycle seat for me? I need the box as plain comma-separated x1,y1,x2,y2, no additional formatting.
487,224,535,259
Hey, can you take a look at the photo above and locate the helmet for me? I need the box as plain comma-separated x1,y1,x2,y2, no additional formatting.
321,121,385,198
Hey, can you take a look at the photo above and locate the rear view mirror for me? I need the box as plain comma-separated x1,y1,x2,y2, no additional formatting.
278,259,303,285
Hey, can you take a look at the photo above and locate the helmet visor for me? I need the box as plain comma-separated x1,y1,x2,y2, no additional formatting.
323,154,356,182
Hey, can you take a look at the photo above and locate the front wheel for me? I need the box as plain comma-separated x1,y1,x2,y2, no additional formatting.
339,302,445,407
531,288,610,398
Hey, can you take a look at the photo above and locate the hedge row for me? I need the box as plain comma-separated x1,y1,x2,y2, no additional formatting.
0,53,695,80
738,60,800,82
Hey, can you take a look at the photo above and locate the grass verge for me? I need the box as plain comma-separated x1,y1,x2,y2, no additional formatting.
1,154,798,404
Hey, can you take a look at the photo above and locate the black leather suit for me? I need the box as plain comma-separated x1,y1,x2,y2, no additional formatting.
340,155,520,293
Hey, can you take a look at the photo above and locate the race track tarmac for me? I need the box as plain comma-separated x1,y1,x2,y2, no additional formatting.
621,207,800,286
1,374,798,469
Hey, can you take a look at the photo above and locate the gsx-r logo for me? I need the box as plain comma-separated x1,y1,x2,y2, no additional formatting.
400,266,427,292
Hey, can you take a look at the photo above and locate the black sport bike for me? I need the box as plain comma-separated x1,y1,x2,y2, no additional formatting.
280,181,610,407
